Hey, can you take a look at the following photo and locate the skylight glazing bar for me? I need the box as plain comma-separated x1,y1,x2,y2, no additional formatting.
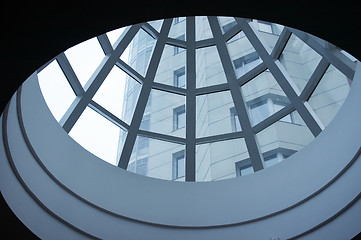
208,16,265,172
300,57,330,101
166,38,187,48
61,24,142,133
97,34,114,55
56,52,85,96
195,82,230,96
117,19,172,169
88,100,129,130
237,18,324,137
252,104,295,133
185,16,197,181
115,59,144,84
152,82,187,96
270,27,291,59
138,129,186,145
195,38,216,49
196,131,244,145
238,62,267,86
141,22,159,39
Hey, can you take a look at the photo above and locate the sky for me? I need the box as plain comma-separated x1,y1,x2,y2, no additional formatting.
38,26,129,166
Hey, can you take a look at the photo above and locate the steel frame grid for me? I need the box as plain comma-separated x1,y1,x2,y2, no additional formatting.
40,16,356,181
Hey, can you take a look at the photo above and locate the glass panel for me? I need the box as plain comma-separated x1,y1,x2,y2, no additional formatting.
140,89,186,138
256,110,314,163
195,16,213,41
241,70,290,126
253,20,284,52
196,91,235,138
69,107,124,166
38,60,76,122
106,26,126,48
169,17,186,39
128,135,185,181
92,65,141,125
148,19,163,32
226,32,260,79
280,33,322,94
196,45,227,88
308,64,351,127
217,16,236,34
64,37,105,87
196,138,249,181
154,44,186,87
120,28,156,77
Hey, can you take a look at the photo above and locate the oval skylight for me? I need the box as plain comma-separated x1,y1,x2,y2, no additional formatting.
37,16,357,182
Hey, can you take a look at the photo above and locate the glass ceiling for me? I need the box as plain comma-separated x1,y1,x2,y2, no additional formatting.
37,16,356,182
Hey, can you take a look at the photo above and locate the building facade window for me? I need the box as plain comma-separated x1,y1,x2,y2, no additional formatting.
257,20,274,34
233,51,261,77
173,150,185,179
174,17,186,24
128,158,148,176
174,34,185,55
173,105,186,130
174,67,186,88
235,148,296,176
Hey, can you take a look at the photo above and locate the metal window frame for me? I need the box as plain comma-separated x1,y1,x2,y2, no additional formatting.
44,16,356,181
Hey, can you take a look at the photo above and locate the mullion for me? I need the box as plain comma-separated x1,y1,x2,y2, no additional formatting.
185,16,196,181
117,19,172,169
208,16,265,172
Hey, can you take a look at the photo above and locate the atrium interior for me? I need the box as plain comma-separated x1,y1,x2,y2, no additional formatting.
1,4,361,239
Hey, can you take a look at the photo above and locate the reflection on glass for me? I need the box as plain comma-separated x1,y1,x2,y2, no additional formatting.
241,71,290,126
217,16,236,34
140,89,186,138
280,34,322,93
196,46,227,88
38,60,76,122
69,107,123,166
196,138,249,181
169,17,186,39
196,91,235,138
128,135,185,181
256,110,314,167
195,16,213,41
120,28,156,77
65,37,105,87
154,44,186,87
308,65,351,127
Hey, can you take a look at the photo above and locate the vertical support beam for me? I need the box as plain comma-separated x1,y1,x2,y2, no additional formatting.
60,24,142,133
237,18,324,137
118,19,172,169
185,16,196,181
208,16,265,172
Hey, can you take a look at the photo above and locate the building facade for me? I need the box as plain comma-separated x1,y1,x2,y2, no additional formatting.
118,17,352,181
